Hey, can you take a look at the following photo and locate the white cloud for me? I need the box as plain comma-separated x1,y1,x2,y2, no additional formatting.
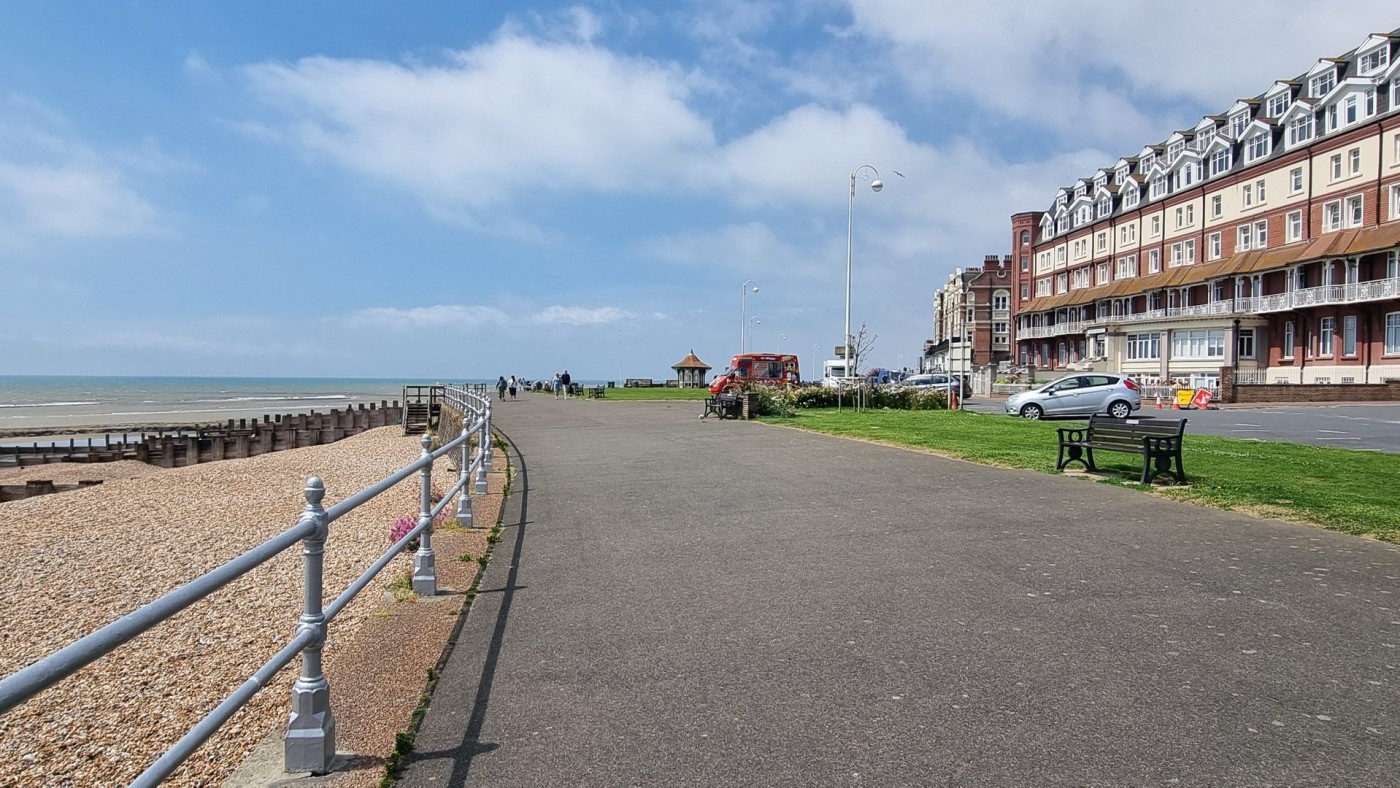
0,97,161,244
532,305,634,325
846,0,1400,146
346,304,510,330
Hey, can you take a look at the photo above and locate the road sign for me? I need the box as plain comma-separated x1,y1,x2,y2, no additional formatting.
1191,389,1213,409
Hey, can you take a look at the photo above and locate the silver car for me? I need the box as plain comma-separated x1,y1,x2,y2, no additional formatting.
897,373,970,398
1004,373,1142,419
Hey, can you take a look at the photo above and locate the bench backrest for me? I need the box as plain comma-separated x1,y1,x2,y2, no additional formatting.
1085,414,1186,450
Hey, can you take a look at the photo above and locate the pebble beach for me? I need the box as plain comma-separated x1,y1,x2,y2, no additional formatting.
0,425,505,786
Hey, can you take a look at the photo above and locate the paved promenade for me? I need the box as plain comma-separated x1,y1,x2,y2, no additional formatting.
400,396,1400,787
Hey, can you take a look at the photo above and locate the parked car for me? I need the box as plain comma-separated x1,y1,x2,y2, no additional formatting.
896,373,970,399
1004,373,1142,419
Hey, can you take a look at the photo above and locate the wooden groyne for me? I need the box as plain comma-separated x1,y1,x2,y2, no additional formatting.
0,401,403,480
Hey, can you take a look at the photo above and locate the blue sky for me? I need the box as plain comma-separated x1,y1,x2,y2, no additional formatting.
2,2,1396,382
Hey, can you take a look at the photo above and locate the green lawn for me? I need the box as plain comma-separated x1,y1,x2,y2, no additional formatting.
766,408,1400,543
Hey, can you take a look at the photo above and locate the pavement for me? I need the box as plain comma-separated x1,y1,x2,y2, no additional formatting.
398,395,1400,787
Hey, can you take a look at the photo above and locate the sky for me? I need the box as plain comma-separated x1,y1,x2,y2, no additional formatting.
2,2,1397,383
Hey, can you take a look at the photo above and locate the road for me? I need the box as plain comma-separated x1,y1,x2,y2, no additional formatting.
963,399,1400,453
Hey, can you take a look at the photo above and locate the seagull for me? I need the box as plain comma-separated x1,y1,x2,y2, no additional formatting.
892,170,905,177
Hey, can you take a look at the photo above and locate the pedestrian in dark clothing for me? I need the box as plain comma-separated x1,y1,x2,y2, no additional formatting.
561,370,572,399
496,376,507,400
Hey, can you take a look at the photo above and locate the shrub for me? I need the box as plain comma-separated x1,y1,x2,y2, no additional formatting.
389,515,420,553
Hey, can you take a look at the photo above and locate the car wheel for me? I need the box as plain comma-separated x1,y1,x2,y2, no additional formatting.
1019,403,1044,420
1107,400,1132,418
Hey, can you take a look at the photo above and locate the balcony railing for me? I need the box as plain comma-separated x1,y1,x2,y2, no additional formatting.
1236,277,1400,313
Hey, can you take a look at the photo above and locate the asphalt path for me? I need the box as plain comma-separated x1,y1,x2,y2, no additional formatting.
400,396,1400,787
963,399,1400,453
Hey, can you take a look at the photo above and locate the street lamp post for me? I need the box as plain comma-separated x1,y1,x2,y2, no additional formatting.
740,280,759,353
813,343,821,385
748,316,762,350
846,165,890,383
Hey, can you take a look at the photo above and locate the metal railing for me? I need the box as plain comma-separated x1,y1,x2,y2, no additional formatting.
0,383,493,784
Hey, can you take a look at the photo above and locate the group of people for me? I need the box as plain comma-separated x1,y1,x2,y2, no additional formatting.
495,375,520,400
494,371,577,400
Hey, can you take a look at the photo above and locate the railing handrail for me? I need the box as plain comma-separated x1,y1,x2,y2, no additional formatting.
0,381,494,785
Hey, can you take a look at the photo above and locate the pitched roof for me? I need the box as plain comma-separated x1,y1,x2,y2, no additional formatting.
672,350,711,370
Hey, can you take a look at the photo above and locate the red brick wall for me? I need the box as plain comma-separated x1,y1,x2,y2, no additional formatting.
1233,382,1400,403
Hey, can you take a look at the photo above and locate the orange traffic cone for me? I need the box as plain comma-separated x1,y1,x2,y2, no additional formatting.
1170,395,1180,410
1154,395,1163,410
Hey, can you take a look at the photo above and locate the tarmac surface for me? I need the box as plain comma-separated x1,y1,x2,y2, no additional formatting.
399,396,1400,787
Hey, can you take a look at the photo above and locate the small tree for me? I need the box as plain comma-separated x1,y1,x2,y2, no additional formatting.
851,322,877,380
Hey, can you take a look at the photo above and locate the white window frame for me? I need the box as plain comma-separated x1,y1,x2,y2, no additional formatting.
1391,183,1400,220
1242,183,1253,207
1288,114,1314,147
1388,312,1400,355
1267,93,1289,118
1211,194,1222,217
1116,254,1138,278
1330,154,1343,181
1127,333,1160,360
1349,147,1361,175
1148,248,1161,273
1210,149,1231,176
1319,316,1335,357
1171,329,1226,360
1237,328,1255,359
1208,232,1222,260
1286,210,1303,243
1237,225,1253,252
1323,200,1342,232
1311,71,1335,98
1254,220,1268,249
1247,134,1269,162
1343,315,1357,356
1290,167,1303,194
1346,195,1364,228
1283,320,1296,358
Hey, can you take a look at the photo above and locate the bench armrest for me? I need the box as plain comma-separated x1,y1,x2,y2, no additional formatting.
1057,427,1086,443
1142,435,1180,452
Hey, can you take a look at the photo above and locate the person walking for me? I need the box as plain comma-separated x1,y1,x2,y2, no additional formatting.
507,375,517,400
561,369,572,399
554,371,562,399
496,376,507,400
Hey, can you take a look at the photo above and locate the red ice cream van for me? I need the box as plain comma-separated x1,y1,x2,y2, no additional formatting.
709,353,801,394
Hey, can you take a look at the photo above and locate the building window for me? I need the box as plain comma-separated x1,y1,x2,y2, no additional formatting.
1392,184,1400,220
1020,283,1029,300
1349,147,1361,175
1360,47,1390,73
1311,71,1336,97
1171,329,1226,359
1267,93,1289,118
1020,230,1030,246
1247,134,1269,162
1148,248,1161,273
1242,183,1253,207
1151,176,1168,199
993,292,1009,310
1211,194,1222,217
1150,216,1161,236
1097,262,1109,285
1209,232,1222,260
1323,200,1342,232
1254,220,1267,249
1116,254,1137,278
1290,167,1303,193
1237,328,1255,359
1020,255,1029,272
1288,114,1314,146
1386,312,1400,354
1286,210,1303,242
1256,180,1266,203
1319,316,1335,357
1343,315,1357,356
1388,251,1398,279
1127,333,1160,360
1231,113,1248,137
1330,153,1343,181
1237,225,1253,252
1210,149,1231,176
1283,320,1296,358
1096,231,1107,251
1346,195,1364,227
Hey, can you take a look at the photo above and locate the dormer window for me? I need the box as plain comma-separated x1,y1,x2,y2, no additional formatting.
1150,175,1168,199
1114,167,1127,186
1122,186,1139,209
1197,128,1215,149
1230,113,1248,138
1209,148,1232,176
1174,163,1197,190
1311,70,1336,97
1245,132,1270,163
1359,47,1389,74
1266,93,1290,118
1168,141,1184,160
1074,184,1086,199
1056,215,1068,233
1096,197,1111,218
1075,205,1091,225
1140,153,1155,171
1287,113,1315,146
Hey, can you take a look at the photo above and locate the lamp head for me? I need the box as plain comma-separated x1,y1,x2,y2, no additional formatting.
752,285,759,293
870,179,883,192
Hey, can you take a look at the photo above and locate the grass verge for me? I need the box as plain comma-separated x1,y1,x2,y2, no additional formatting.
766,408,1399,543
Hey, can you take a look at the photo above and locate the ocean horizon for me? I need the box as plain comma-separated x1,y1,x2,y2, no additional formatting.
0,374,496,435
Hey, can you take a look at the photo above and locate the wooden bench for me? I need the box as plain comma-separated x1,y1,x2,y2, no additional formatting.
700,393,741,419
1056,414,1188,485
587,386,606,399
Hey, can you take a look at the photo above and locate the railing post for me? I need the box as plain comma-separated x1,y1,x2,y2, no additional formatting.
413,434,437,596
285,477,336,774
456,415,473,528
474,407,488,496
482,404,494,473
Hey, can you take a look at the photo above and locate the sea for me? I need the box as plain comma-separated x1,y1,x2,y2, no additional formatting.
0,375,488,438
